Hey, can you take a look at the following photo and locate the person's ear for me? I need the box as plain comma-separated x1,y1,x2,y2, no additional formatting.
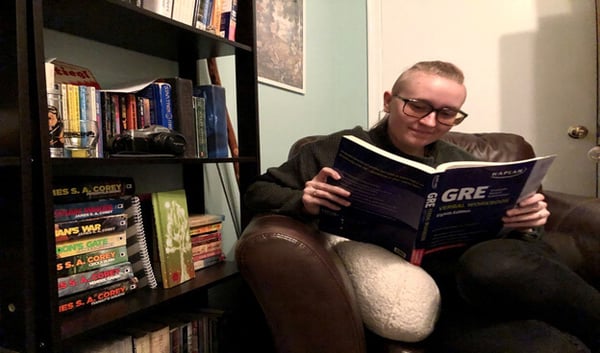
383,91,392,112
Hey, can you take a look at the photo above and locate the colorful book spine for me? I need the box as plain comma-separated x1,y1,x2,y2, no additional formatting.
56,231,127,258
58,277,138,314
191,230,221,245
52,176,135,204
193,253,224,271
55,213,127,243
53,198,125,222
56,245,129,277
57,261,134,297
190,222,222,236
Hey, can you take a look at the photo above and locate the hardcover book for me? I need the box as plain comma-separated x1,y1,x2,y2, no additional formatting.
192,95,208,158
151,189,195,288
319,135,556,265
160,77,196,158
193,85,228,158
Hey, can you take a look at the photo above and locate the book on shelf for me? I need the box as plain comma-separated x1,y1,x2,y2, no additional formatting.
189,213,225,228
171,0,198,26
219,0,237,40
124,195,159,289
208,0,222,34
318,135,556,266
55,231,127,259
53,198,126,223
57,261,134,298
57,276,138,314
195,0,213,31
188,213,225,270
159,77,196,158
56,245,129,277
192,95,208,158
142,0,174,18
151,189,195,288
55,213,128,243
193,85,228,158
52,176,135,203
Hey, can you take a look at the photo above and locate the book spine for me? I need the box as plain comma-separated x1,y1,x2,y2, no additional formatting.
52,177,135,204
162,77,195,158
53,198,126,222
56,245,129,277
192,254,223,271
78,85,87,120
57,277,138,314
192,96,208,158
125,195,159,289
55,213,128,243
111,93,121,135
193,85,228,158
56,231,127,258
195,0,214,31
126,93,137,130
190,222,222,236
57,261,134,298
161,83,173,129
191,231,221,246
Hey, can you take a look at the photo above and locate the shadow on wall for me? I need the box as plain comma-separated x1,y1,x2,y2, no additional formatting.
499,0,597,196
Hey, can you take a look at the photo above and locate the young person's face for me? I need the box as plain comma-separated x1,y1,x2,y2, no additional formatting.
383,72,467,156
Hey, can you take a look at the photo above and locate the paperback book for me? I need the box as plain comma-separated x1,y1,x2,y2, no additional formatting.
319,135,556,265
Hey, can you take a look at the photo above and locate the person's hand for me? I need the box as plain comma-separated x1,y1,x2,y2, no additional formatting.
302,167,351,216
502,193,549,230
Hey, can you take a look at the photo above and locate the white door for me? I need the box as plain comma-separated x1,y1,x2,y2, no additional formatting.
368,0,598,197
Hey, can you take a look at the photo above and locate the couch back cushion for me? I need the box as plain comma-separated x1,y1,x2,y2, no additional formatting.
289,131,536,162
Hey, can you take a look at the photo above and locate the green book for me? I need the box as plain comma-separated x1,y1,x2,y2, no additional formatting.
151,189,195,288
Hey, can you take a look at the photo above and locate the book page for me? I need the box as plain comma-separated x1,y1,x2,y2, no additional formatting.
343,135,437,174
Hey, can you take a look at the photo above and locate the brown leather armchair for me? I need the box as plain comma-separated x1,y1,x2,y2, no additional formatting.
235,131,600,353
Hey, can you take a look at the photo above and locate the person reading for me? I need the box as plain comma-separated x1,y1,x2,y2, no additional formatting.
244,60,600,352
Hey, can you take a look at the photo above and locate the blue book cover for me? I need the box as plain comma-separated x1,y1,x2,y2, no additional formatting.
193,85,228,158
319,135,555,265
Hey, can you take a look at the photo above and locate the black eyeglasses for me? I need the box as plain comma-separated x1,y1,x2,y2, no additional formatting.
393,95,468,126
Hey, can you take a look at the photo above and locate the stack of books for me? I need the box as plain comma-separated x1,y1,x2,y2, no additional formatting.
53,176,139,314
188,213,225,271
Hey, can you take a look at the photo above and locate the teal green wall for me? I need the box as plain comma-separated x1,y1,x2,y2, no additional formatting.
257,0,368,172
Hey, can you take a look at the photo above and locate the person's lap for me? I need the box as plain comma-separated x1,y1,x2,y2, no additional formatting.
421,238,600,352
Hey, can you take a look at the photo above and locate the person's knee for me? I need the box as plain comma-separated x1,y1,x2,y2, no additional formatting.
455,239,534,306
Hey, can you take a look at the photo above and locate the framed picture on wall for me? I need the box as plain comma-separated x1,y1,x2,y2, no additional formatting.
256,0,305,94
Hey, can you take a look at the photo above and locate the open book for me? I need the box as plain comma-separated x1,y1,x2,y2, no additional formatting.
318,135,556,265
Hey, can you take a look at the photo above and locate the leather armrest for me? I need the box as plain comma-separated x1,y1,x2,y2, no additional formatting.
543,190,600,289
235,214,367,353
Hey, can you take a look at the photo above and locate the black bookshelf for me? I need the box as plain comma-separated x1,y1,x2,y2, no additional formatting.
0,0,260,352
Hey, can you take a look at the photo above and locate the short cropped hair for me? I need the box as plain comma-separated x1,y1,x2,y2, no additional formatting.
393,61,464,94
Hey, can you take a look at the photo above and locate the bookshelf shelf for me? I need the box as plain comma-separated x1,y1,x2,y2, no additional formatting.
0,0,259,352
60,261,239,340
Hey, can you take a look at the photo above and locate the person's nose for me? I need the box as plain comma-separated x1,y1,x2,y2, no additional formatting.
419,111,438,127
